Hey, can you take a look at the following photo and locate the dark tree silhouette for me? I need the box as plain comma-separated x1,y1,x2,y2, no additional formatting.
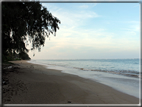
2,1,61,61
19,52,31,60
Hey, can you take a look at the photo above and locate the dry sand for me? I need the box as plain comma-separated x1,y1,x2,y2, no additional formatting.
2,60,140,105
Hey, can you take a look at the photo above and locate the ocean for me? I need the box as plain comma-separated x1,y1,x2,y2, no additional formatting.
28,59,141,99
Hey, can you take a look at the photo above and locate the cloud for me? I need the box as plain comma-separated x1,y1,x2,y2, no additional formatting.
28,3,140,59
43,24,139,54
42,3,100,28
79,4,89,9
29,26,140,59
50,10,100,30
78,3,97,9
121,21,140,37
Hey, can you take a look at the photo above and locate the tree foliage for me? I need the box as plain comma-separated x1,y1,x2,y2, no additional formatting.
19,52,31,60
2,1,61,60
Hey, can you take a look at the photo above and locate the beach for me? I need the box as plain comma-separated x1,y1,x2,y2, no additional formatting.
2,60,140,105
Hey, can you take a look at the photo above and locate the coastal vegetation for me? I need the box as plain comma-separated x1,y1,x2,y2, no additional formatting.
2,52,30,63
2,1,60,62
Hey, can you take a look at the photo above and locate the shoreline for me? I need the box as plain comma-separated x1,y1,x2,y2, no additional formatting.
30,60,140,99
2,60,140,104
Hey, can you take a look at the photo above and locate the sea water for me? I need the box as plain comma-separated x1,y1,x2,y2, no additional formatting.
28,59,141,99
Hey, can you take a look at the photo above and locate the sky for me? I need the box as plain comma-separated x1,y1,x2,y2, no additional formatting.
28,2,140,59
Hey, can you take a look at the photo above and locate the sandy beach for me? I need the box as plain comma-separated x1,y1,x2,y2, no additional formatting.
2,60,140,105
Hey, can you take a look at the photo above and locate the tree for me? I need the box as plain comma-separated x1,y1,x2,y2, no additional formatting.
19,52,31,60
2,1,61,61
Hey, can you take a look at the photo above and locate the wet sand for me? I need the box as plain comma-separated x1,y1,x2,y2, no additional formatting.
2,60,140,105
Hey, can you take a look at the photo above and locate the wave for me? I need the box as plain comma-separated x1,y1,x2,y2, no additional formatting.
28,59,140,78
73,67,140,78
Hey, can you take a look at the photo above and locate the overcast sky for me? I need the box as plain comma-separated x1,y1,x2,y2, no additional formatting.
28,2,140,59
